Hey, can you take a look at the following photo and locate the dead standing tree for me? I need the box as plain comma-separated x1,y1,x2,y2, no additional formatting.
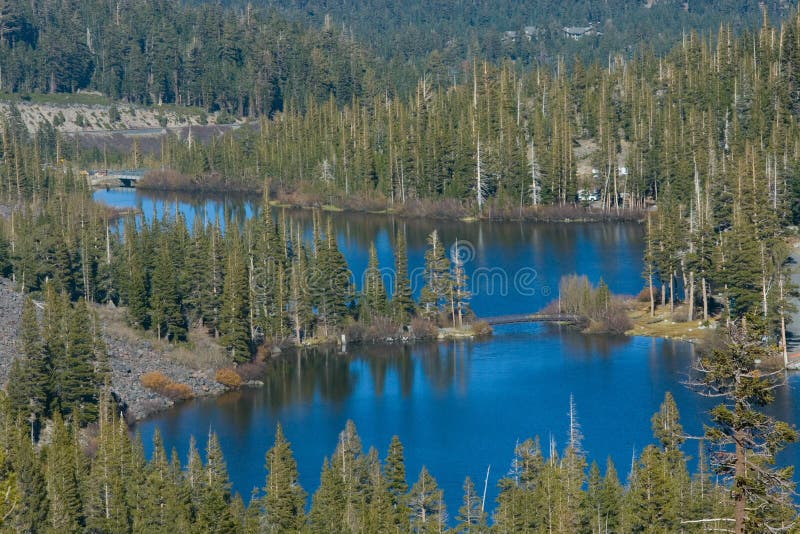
690,319,798,534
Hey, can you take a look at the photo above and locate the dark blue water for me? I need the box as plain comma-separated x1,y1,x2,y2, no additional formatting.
96,189,800,517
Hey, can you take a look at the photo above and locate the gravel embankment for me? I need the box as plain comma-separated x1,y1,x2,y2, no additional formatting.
0,278,225,421
105,330,226,421
0,278,24,385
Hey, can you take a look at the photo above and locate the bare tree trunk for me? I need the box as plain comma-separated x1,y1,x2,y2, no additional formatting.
734,434,746,534
780,273,788,368
669,275,674,313
702,277,709,322
688,271,695,321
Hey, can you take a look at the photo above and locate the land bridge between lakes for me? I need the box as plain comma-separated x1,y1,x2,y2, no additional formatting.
479,313,583,326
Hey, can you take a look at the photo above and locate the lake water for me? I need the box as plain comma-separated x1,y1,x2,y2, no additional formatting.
95,188,800,516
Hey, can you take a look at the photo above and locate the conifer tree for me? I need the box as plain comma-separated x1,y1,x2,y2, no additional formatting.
455,476,486,533
8,427,49,532
695,320,798,533
598,458,622,532
335,421,371,530
195,432,238,533
149,240,186,342
45,415,84,532
289,246,313,342
261,424,306,532
6,298,48,430
391,227,415,322
309,458,346,532
408,466,446,533
55,298,100,425
360,242,387,321
384,435,410,529
363,448,394,532
85,400,129,533
419,230,451,321
126,251,150,330
0,446,17,532
450,238,470,327
623,445,680,532
311,217,352,336
219,231,251,362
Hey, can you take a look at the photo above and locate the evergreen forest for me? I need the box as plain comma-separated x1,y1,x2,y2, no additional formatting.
1,0,800,531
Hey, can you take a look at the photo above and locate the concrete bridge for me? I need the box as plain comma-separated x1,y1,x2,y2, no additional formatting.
87,169,147,188
480,313,583,326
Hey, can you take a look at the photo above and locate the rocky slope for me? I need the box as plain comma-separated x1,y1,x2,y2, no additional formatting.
0,277,226,421
0,278,24,386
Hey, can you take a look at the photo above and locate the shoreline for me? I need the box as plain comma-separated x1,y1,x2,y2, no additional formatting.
0,274,742,425
133,182,648,224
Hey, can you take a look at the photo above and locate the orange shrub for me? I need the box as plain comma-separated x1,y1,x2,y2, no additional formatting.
162,383,194,401
215,368,243,389
140,371,171,392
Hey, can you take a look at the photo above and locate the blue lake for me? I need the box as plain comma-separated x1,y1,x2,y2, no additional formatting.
96,188,800,517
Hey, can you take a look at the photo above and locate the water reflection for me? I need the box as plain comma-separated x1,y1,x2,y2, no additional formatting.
95,189,646,316
98,189,799,514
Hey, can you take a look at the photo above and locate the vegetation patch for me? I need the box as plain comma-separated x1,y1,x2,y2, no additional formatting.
140,371,194,401
214,368,243,389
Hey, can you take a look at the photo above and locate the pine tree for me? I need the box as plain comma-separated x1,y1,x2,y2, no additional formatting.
651,391,684,452
6,302,48,430
363,448,394,532
582,461,603,534
450,238,470,327
0,445,18,532
219,231,251,362
455,476,486,533
332,421,371,531
408,466,446,533
126,248,150,330
391,227,415,322
195,432,238,533
85,400,129,533
623,445,679,532
384,435,410,529
360,242,387,321
149,239,186,342
419,230,451,321
261,424,306,532
53,298,100,425
45,415,84,532
312,218,351,334
289,245,313,342
8,427,49,532
598,458,622,533
309,458,346,532
695,320,798,533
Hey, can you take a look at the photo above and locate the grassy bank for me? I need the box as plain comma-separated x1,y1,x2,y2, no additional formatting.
625,301,717,343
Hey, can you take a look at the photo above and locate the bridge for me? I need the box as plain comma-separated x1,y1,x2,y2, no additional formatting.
480,313,583,326
87,169,147,188
787,352,800,370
